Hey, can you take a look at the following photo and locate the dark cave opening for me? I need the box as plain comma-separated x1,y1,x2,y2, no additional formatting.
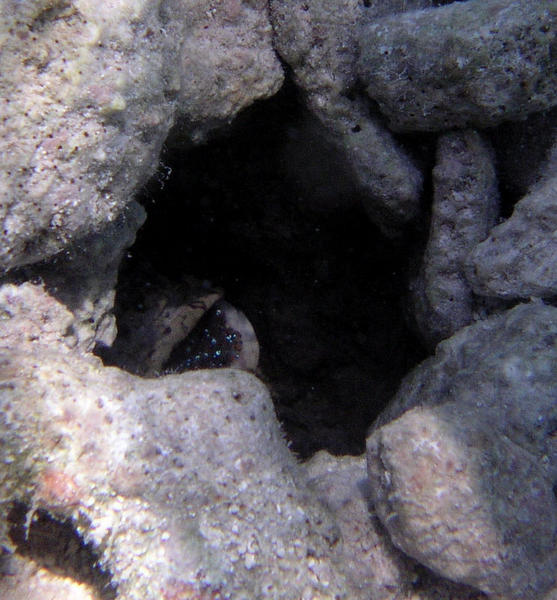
108,82,427,458
5,502,116,599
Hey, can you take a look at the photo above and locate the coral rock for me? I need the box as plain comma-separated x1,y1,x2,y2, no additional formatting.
467,144,557,299
0,0,282,271
270,0,423,235
368,303,557,599
409,130,499,348
358,0,557,132
0,285,351,600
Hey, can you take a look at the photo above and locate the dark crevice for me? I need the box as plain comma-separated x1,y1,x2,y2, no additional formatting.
486,106,557,218
107,80,427,458
5,501,116,599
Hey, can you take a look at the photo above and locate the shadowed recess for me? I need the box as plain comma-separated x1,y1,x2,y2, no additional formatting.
108,81,427,458
6,501,116,599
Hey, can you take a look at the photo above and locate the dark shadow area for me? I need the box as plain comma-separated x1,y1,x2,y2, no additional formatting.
487,106,557,218
410,563,488,599
5,502,116,599
109,80,427,458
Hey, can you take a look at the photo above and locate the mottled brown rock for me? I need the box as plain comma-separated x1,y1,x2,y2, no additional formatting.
467,147,557,299
358,0,557,132
0,1,174,271
409,130,499,348
368,303,557,599
270,0,423,235
167,0,283,144
305,452,486,600
0,0,282,271
6,201,146,352
0,285,353,600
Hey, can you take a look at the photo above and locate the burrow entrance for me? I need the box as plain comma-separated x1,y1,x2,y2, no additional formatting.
5,502,116,599
107,82,427,458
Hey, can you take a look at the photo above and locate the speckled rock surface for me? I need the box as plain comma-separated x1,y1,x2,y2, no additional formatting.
0,0,282,271
270,0,423,234
409,130,500,348
4,0,557,598
2,555,100,600
361,0,454,20
305,452,409,599
0,1,174,271
467,141,557,299
0,285,352,600
167,0,283,145
367,303,557,599
358,0,557,132
3,200,146,352
0,282,76,351
269,0,361,110
304,451,486,600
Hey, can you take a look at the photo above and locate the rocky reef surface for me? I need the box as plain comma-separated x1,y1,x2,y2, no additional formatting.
1,0,557,599
408,129,500,348
0,0,282,271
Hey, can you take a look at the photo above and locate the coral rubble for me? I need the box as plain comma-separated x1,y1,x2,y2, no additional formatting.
2,0,557,598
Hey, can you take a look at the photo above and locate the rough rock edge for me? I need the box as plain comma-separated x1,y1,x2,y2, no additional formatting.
269,0,424,235
0,0,283,271
367,303,557,599
305,451,487,600
0,283,353,600
467,139,557,299
358,0,557,132
409,130,500,348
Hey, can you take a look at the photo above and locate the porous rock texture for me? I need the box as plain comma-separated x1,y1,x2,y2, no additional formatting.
166,0,283,144
409,130,500,348
1,0,172,272
3,0,557,598
358,0,557,132
0,283,351,600
7,200,146,352
367,302,557,599
467,139,557,299
361,0,454,20
270,0,424,234
0,0,282,271
305,451,486,600
2,556,100,600
0,283,491,600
